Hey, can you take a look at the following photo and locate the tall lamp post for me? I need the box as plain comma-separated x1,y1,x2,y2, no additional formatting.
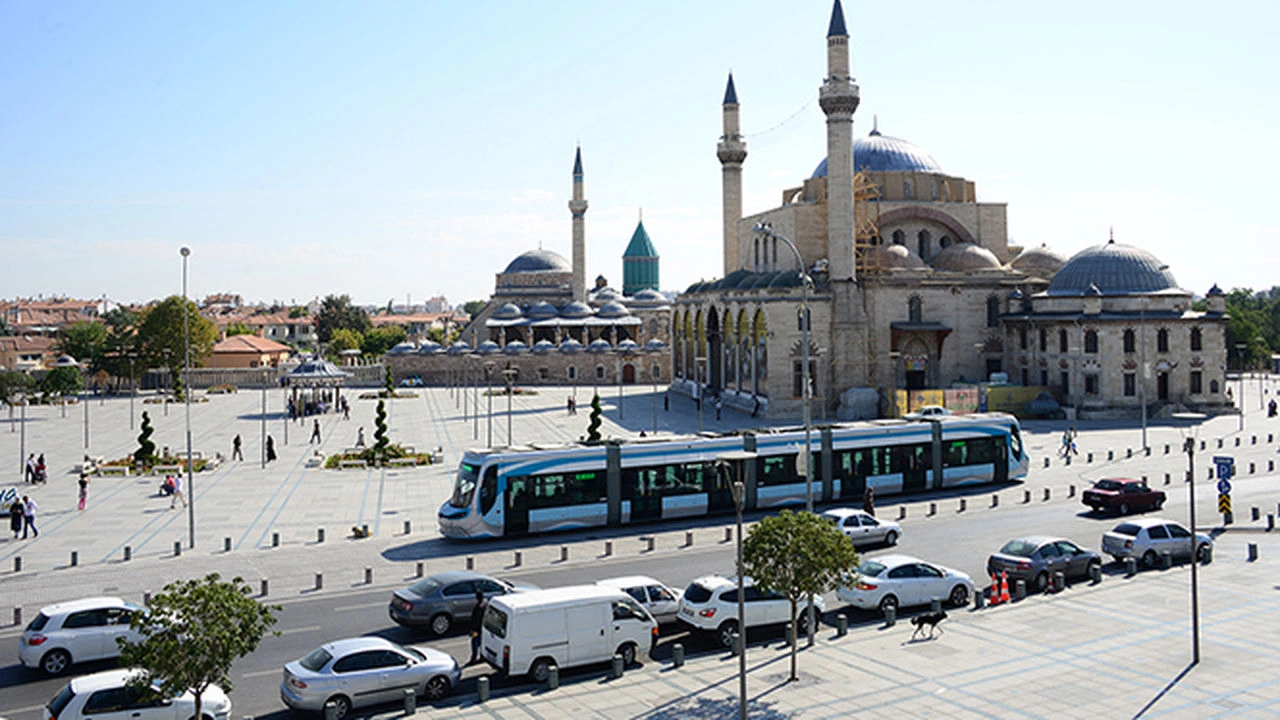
128,353,137,430
1172,411,1206,665
484,361,495,448
716,450,755,720
1139,298,1148,450
181,246,195,550
502,367,517,447
1235,343,1247,432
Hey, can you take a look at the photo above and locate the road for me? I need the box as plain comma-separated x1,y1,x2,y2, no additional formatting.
5,471,1275,720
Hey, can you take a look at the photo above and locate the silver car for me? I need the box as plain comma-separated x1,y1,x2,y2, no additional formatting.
821,508,902,547
388,570,536,635
280,637,459,719
987,536,1102,592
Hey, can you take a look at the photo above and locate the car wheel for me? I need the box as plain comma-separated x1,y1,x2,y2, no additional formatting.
429,613,452,636
884,530,899,546
718,620,741,649
879,595,899,615
324,695,352,720
1033,572,1049,593
424,675,451,701
40,649,71,676
797,607,816,635
1155,499,1165,510
1119,502,1130,515
948,584,969,607
530,657,555,684
1141,550,1158,568
1086,559,1101,578
1197,543,1211,563
618,642,638,667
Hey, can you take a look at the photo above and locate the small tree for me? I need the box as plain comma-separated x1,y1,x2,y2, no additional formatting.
372,399,389,462
135,411,156,464
743,509,859,681
41,364,83,401
120,573,279,720
586,393,603,443
384,364,395,396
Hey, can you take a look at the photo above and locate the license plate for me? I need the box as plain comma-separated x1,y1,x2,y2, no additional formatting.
680,607,693,616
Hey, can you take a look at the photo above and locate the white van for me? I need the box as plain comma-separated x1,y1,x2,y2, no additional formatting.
481,585,656,682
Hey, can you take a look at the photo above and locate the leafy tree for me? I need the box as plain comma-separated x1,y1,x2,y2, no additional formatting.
329,328,362,354
0,372,34,421
136,296,218,399
288,305,309,319
362,325,407,357
41,364,83,400
426,326,447,344
586,394,603,443
742,509,859,681
224,322,253,337
462,300,488,317
101,307,141,382
372,400,389,462
315,294,371,343
119,573,279,720
135,411,156,463
56,321,109,373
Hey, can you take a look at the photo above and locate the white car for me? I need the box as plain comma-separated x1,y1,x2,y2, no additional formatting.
836,554,973,613
677,575,824,648
905,405,952,420
44,668,231,720
1101,517,1213,567
281,637,459,719
821,508,901,546
596,576,683,625
21,597,145,675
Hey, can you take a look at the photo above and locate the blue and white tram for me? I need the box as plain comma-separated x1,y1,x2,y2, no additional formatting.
437,413,1028,539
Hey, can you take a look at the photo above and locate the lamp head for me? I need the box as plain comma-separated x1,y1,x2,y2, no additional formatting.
180,246,190,258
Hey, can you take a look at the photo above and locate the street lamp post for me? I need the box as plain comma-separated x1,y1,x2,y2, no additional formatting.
1172,411,1205,665
82,363,90,450
503,367,517,447
1139,299,1147,450
128,353,137,430
181,246,195,550
717,450,755,720
1235,343,1247,432
472,358,480,440
484,362,495,448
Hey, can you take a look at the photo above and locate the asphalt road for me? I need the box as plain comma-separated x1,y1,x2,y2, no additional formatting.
4,475,1277,719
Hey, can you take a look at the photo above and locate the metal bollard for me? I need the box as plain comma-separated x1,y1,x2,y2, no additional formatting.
416,561,424,578
1023,490,1031,504
1053,571,1065,592
402,687,416,714
323,701,338,720
992,494,999,508
561,546,570,562
70,551,78,567
930,598,941,613
724,527,733,543
1235,437,1241,447
974,590,985,609
958,498,966,513
836,614,848,636
1044,457,1050,468
1087,452,1093,463
1165,473,1171,485
315,572,323,590
1268,514,1275,532
685,531,694,547
1068,484,1075,498
1253,435,1258,445
124,546,131,562
1248,543,1258,562
1253,506,1261,522
13,607,21,625
1142,475,1148,484
1218,438,1223,449
1127,448,1133,458
731,632,742,656
605,540,613,557
1145,447,1151,457
1250,462,1256,474
173,541,181,557
224,537,232,553
261,578,269,596
929,502,936,516
143,592,151,606
1108,450,1114,461
784,624,793,647
404,520,411,534
548,664,559,690
272,532,279,547
884,605,896,627
672,643,685,667
1160,552,1172,570
898,505,907,520
1125,557,1137,577
1043,487,1051,501
1165,444,1170,454
317,528,325,543
1200,440,1206,451
1090,564,1101,584
477,675,490,703
1015,579,1026,601
514,550,522,567
361,524,369,537
364,567,373,584
466,556,474,570
645,537,655,553
13,556,20,573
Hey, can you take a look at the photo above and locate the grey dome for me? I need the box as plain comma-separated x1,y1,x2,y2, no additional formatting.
418,341,442,355
628,288,667,306
871,244,927,270
1010,244,1068,279
476,340,500,355
388,342,416,354
503,341,528,354
559,338,583,354
502,249,571,274
812,128,943,178
1046,241,1179,296
592,286,622,302
767,270,806,288
930,242,1002,272
532,339,556,354
586,339,613,353
492,303,523,320
447,341,473,355
644,338,668,352
560,301,594,318
597,301,631,318
527,301,559,319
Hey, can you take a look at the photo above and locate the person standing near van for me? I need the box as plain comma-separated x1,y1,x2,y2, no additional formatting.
469,589,489,665
77,473,89,511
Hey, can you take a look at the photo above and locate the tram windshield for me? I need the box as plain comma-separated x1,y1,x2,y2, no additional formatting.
450,462,481,509
1008,424,1023,460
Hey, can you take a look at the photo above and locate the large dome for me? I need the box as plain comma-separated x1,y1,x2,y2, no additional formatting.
1009,244,1068,279
1046,241,1179,296
502,249,571,274
811,128,943,178
870,244,927,270
930,242,1001,272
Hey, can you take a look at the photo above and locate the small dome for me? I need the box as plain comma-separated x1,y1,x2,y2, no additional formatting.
532,339,556,354
447,341,473,355
644,338,668,352
767,270,805,288
492,303,523,320
751,272,779,289
559,338,583,354
476,340,500,355
503,341,528,354
587,339,613,354
871,244,927,270
616,339,640,353
930,242,1002,272
628,288,667,306
812,127,943,178
388,342,416,354
560,301,594,318
721,269,751,289
1047,241,1179,296
502,249,571,274
736,272,763,290
591,286,622,302
418,341,442,355
527,301,559,319
597,301,631,319
1009,244,1068,279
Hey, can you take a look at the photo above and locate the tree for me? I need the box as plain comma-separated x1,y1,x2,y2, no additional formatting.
288,305,309,319
329,328,363,354
101,306,141,383
462,300,487,317
372,399,389,462
56,321,109,373
135,411,156,464
383,364,394,395
119,573,279,720
742,509,859,681
136,296,218,399
362,325,407,357
315,294,371,343
41,364,83,400
586,394,603,443
0,372,34,424
224,322,253,337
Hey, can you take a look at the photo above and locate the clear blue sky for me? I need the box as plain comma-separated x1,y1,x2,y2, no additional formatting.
2,0,1277,309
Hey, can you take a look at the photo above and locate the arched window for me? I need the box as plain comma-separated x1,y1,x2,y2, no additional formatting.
892,229,905,245
1084,329,1098,354
908,296,923,323
1190,327,1202,351
1039,327,1047,352
903,179,913,199
753,237,760,268
986,296,1000,328
940,235,952,249
1058,329,1068,353
1019,327,1027,350
567,366,578,381
1157,328,1169,353
930,180,939,201
918,230,932,259
1123,329,1136,353
772,238,778,267
1210,379,1219,394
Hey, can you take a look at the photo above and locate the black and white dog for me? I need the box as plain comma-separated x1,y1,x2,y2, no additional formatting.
909,610,947,639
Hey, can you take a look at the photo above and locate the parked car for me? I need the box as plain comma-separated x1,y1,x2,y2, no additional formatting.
280,637,459,719
596,576,683,625
388,570,537,635
45,668,231,720
481,586,656,682
1101,518,1213,567
21,597,145,675
821,508,902,546
905,405,952,420
986,536,1102,592
677,575,824,648
1082,478,1166,515
836,554,973,613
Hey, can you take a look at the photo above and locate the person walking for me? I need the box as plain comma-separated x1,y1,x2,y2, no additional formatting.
21,496,38,539
169,473,187,509
266,435,277,463
310,419,322,444
356,427,366,448
715,397,723,421
862,486,876,517
341,397,350,420
469,589,490,665
77,473,89,511
25,454,35,483
9,500,23,538
232,434,243,461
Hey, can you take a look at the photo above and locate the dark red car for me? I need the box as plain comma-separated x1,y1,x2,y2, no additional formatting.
1082,478,1165,515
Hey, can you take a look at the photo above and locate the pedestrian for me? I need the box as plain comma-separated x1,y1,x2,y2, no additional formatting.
862,486,875,517
567,396,574,415
310,419,321,444
9,500,23,538
342,398,350,421
169,473,186,509
751,397,760,418
232,434,243,461
77,473,89,511
469,589,490,665
715,397,723,421
25,454,35,483
34,455,46,484
266,435,277,463
21,496,38,539
356,427,366,448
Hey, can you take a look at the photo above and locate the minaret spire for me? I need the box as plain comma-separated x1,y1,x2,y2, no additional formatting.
717,72,748,275
569,145,589,302
820,0,859,282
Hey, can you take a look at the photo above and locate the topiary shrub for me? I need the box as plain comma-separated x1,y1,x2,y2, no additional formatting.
135,411,156,464
586,394,602,444
372,399,390,462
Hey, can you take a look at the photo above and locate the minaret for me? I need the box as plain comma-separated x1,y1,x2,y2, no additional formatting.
717,73,747,276
819,0,859,282
569,146,589,302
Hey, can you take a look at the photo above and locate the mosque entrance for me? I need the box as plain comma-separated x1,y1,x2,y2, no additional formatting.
707,310,723,394
622,363,636,384
1157,372,1169,401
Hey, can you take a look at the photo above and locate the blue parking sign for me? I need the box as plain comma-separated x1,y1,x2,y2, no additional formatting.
1217,479,1232,494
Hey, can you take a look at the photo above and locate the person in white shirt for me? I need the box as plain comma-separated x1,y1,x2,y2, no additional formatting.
170,474,187,509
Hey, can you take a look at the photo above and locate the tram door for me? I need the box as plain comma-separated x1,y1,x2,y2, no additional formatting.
505,474,529,536
994,437,1009,485
628,468,662,522
839,450,867,500
706,462,736,513
900,445,928,493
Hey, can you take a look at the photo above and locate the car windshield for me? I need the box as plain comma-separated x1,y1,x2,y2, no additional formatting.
683,583,713,604
47,684,76,717
1112,523,1142,537
449,462,480,509
300,647,333,672
999,539,1039,557
858,560,886,577
408,578,442,596
403,646,426,661
1094,479,1124,491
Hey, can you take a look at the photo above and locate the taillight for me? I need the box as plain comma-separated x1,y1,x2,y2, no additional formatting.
288,677,307,690
652,626,659,638
503,645,510,664
27,634,46,646
1124,540,1133,549
1017,561,1030,571
698,608,717,618
855,581,877,591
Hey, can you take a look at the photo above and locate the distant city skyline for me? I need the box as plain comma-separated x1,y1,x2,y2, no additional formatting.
3,1,1277,307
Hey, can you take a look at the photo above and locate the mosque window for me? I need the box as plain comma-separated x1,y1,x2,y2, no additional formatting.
1040,370,1048,386
1190,327,1202,351
903,179,913,200
772,238,778,267
918,230,932,259
892,230,905,245
1124,373,1136,396
567,366,578,381
1084,374,1099,396
1084,330,1098,354
930,180,939,201
939,236,952,249
1123,329,1136,354
1019,327,1027,350
652,364,662,380
1020,368,1028,386
754,237,760,268
986,296,1000,328
1039,328,1047,353
1157,328,1169,353
1190,371,1203,395
908,296,923,323
1058,329,1068,353
596,365,606,381
1210,379,1219,394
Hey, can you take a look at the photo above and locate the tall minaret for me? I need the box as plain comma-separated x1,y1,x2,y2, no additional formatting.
819,0,859,282
569,146,588,302
717,73,747,275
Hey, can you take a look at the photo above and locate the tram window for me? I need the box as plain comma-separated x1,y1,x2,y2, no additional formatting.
528,470,605,508
758,456,793,486
944,438,998,467
479,466,499,515
1007,426,1021,459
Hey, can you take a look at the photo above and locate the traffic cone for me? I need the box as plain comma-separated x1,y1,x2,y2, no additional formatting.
988,574,1001,606
1043,572,1055,595
999,571,1011,603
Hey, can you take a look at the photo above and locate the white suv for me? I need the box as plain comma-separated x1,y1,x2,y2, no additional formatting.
677,575,824,648
44,668,231,720
21,597,144,675
1102,517,1213,567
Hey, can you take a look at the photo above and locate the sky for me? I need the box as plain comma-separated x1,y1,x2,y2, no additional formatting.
3,0,1278,310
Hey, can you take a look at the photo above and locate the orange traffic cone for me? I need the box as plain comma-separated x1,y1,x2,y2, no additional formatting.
999,571,1011,604
988,574,1001,606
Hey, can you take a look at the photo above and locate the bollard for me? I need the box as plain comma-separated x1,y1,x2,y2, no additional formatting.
836,614,848,636
1068,484,1075,498
261,578,269,596
974,590,985,609
1165,444,1170,455
402,687,416,714
514,550,522,567
70,550,78,567
477,675,490,703
315,572,323,591
143,592,151,606
930,598,942,613
1044,457,1050,468
1271,460,1276,473
730,631,742,655
548,664,559,690
1200,439,1206,451
1043,487,1051,501
404,520,411,535
1053,571,1065,592
784,624,793,647
361,524,369,538
1015,579,1026,601
672,643,685,667
13,556,20,573
1144,447,1150,457
13,607,21,626
1218,438,1223,449
173,541,181,557
561,546,569,562
1160,552,1172,570
1108,450,1114,461
959,498,966,513
364,567,373,584
1235,437,1240,447
1247,543,1258,562
416,561,424,578
992,494,999,508
1142,475,1148,485
1253,435,1258,445
884,605,896,627
272,532,279,548
1023,490,1031,504
605,540,613,557
1127,448,1133,458
724,527,733,543
645,537,655,553
1087,452,1093,463
1125,557,1137,577
323,701,338,720
317,528,325,544
929,502,936,516
466,556,474,570
685,531,694,547
1165,473,1171,485
898,505,907,520
124,546,131,562
224,537,231,553
1090,564,1102,584
1253,506,1261,522
1250,462,1256,475
1268,514,1275,532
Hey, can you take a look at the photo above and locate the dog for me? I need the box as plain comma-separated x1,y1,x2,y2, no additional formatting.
909,610,947,639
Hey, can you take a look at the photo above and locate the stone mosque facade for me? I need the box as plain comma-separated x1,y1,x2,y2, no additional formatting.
672,0,1229,420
